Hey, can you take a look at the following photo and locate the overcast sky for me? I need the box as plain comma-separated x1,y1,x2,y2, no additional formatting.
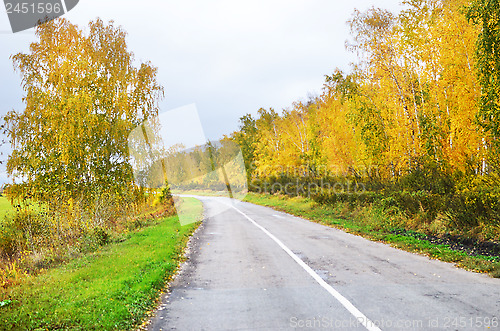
0,0,403,182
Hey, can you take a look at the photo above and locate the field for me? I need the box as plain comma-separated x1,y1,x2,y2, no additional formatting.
0,196,13,220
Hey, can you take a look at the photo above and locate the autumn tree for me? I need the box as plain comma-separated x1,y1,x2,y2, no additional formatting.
467,0,500,163
252,107,282,177
5,18,163,213
231,114,258,181
320,70,381,176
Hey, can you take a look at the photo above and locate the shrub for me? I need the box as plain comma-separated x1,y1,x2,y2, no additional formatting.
0,218,23,259
396,161,455,195
444,190,500,232
93,227,110,246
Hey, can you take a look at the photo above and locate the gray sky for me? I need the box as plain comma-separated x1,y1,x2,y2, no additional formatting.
0,0,403,182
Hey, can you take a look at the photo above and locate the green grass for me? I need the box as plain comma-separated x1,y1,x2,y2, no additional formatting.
243,193,500,278
0,196,46,221
0,196,14,220
0,197,203,330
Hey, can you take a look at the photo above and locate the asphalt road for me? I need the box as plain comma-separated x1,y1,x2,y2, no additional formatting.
148,196,500,330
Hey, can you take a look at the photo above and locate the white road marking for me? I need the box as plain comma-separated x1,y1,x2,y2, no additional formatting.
224,201,382,331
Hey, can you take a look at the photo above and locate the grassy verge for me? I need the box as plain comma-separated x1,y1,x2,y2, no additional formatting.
243,193,500,278
0,197,203,330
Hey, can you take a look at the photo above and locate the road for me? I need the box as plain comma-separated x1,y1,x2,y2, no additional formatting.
148,196,500,330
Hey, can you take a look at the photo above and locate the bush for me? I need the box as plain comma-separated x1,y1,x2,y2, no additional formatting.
93,227,110,246
0,218,22,259
0,188,155,282
256,169,500,240
159,184,173,202
396,161,455,195
444,190,500,231
312,191,383,210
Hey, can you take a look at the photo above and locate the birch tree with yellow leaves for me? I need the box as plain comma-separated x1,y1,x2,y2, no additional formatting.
4,18,164,238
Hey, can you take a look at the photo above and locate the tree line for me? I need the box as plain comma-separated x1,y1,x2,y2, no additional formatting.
231,0,500,239
233,0,499,185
